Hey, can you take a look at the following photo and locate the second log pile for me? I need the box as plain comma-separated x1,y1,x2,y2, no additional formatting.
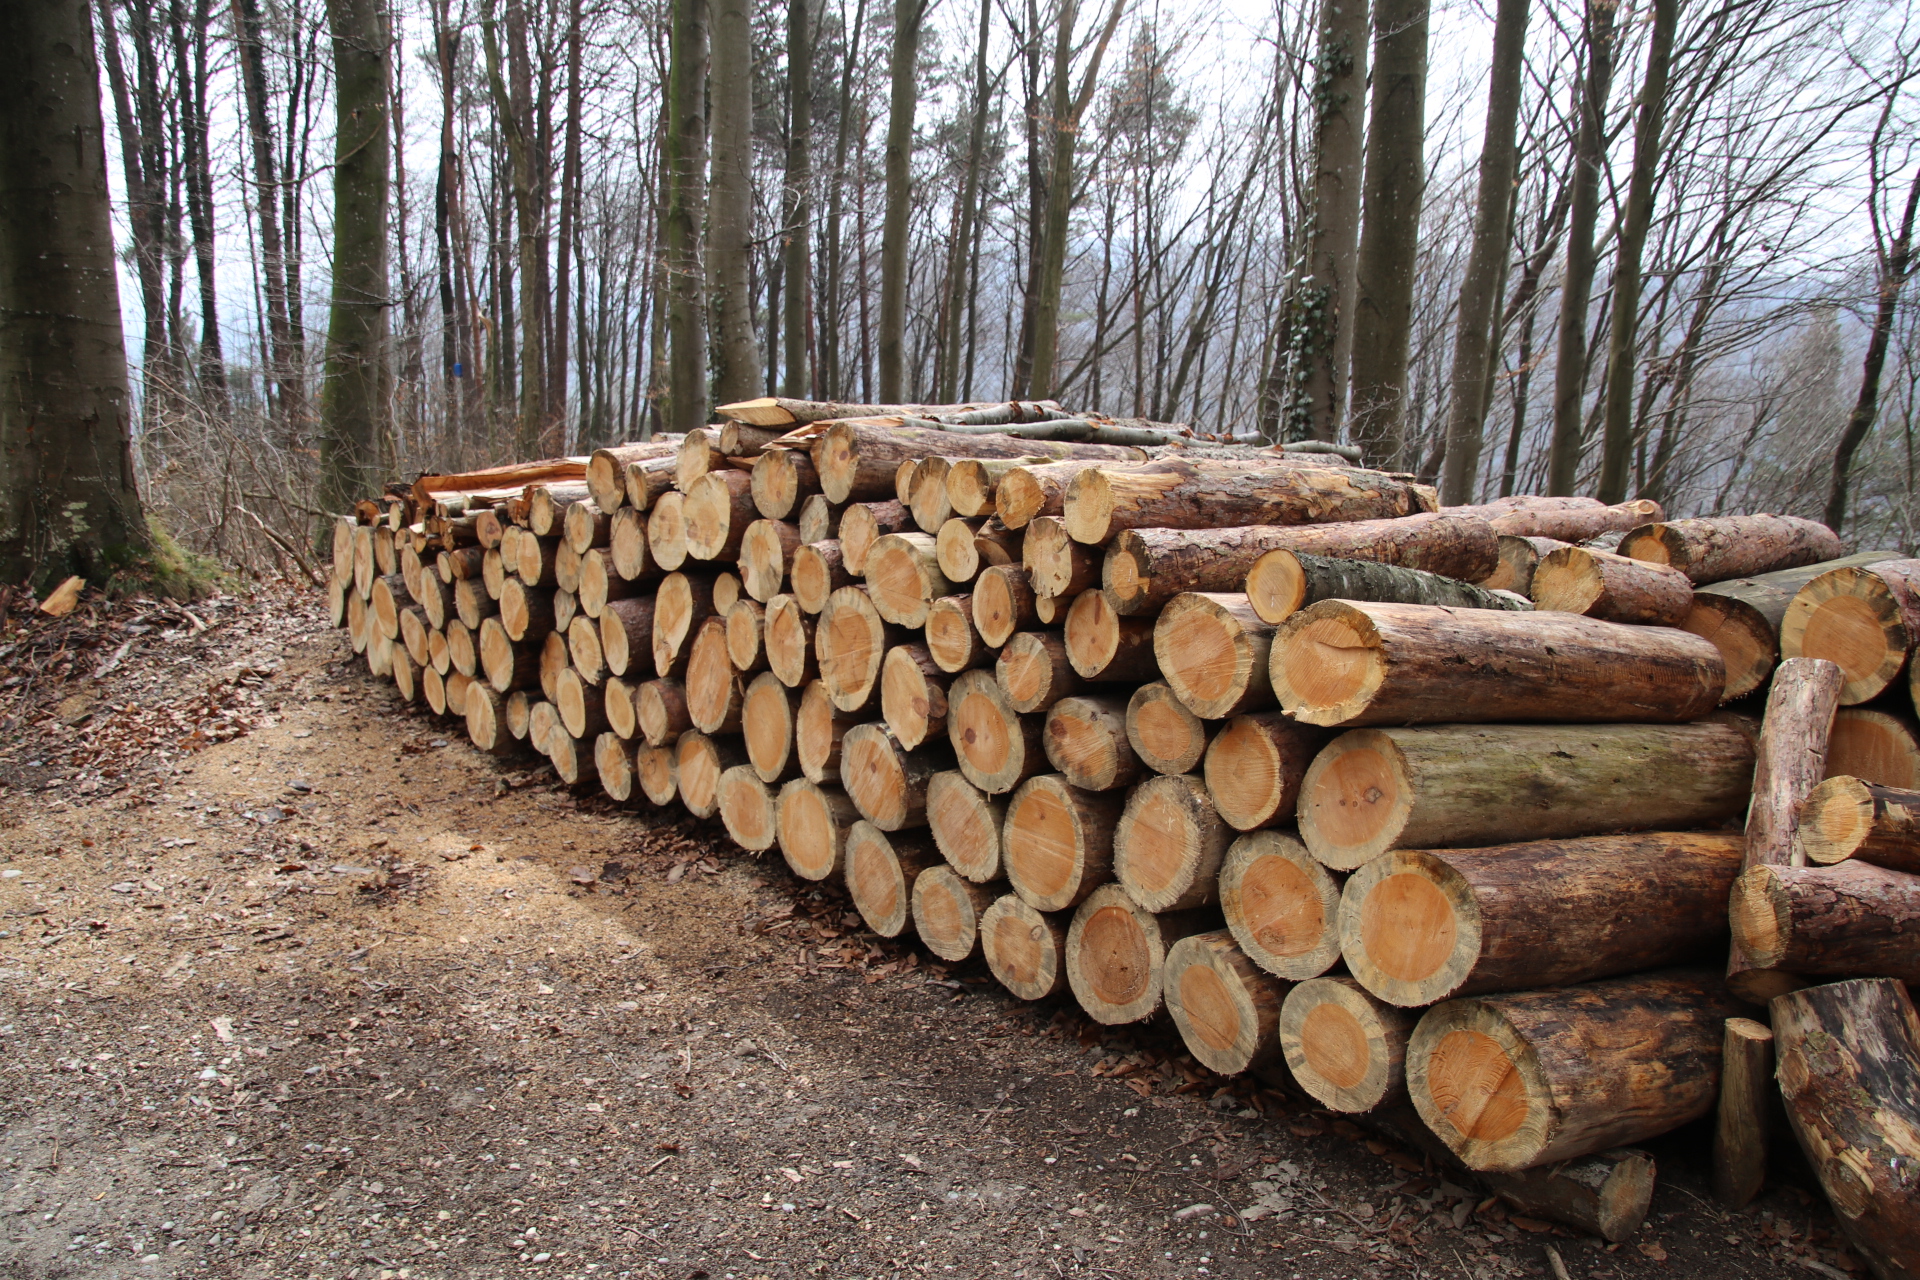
329,397,1920,1268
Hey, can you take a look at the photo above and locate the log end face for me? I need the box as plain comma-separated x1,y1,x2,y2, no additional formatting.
1270,603,1385,727
1280,978,1398,1112
928,771,1002,881
816,424,858,503
1407,1003,1550,1171
1340,851,1477,1008
775,780,845,881
1298,731,1412,871
718,766,778,851
1067,888,1158,1025
925,600,979,674
1127,683,1209,776
1061,469,1114,545
1004,776,1086,912
911,867,981,962
1682,597,1774,702
1728,866,1791,970
846,821,910,937
949,674,1022,793
841,725,909,831
1530,548,1607,615
1045,699,1122,792
1164,934,1267,1076
1797,775,1877,865
1221,831,1342,980
1154,595,1253,720
1103,538,1151,615
1245,551,1307,626
981,893,1062,1000
1115,774,1216,912
1783,570,1907,704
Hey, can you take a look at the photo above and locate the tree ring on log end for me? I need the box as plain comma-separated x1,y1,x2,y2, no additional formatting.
980,894,1064,1001
1407,1006,1550,1170
845,821,912,937
1280,976,1410,1113
927,771,1003,881
1220,831,1343,979
775,779,852,881
911,866,984,962
1113,774,1226,912
1004,775,1097,911
1337,850,1478,1007
1270,602,1387,725
1298,730,1415,870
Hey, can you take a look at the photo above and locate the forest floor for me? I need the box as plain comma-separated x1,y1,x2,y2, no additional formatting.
0,585,1862,1280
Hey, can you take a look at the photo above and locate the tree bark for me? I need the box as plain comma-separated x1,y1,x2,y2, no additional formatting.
876,0,925,400
664,0,710,433
1530,546,1694,626
709,0,760,404
1062,457,1435,545
1798,777,1920,874
1620,515,1846,585
781,0,812,398
1547,0,1615,495
1255,551,1530,626
1732,860,1920,984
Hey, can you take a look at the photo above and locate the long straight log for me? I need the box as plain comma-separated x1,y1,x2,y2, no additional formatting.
927,770,1006,881
1042,695,1142,792
1255,551,1530,626
1112,773,1230,912
1781,558,1920,704
1063,457,1436,546
980,893,1068,1000
844,822,939,937
1202,713,1327,832
1002,774,1124,912
1269,600,1725,727
1798,777,1920,872
1279,975,1415,1113
1532,546,1694,626
1064,884,1210,1025
1125,682,1211,776
775,779,861,881
1620,514,1845,584
1731,860,1920,982
1683,553,1902,701
811,419,1141,504
946,670,1047,794
1154,593,1277,719
1464,496,1661,541
1163,931,1289,1076
1220,831,1344,980
1297,721,1756,871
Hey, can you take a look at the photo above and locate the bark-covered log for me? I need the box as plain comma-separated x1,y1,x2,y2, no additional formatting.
775,778,861,881
682,469,756,563
925,595,992,674
910,867,1001,961
1531,545,1694,626
796,679,859,783
1034,589,1075,627
1154,593,1277,719
1125,682,1212,776
1474,534,1564,595
478,617,540,692
880,644,950,750
1002,773,1124,911
844,822,939,938
927,770,1005,881
718,765,780,851
603,675,639,740
764,594,817,688
1620,514,1845,585
1744,656,1846,872
717,419,785,457
635,678,693,747
790,540,851,614
796,493,838,544
1683,553,1904,702
1064,884,1210,1025
1220,830,1344,980
1279,975,1415,1113
464,682,516,755
907,456,955,532
839,722,951,830
1269,600,1726,727
815,586,903,713
578,549,642,620
586,439,685,511
750,446,819,521
563,499,611,555
1731,860,1920,983
528,483,594,537
1713,1017,1775,1210
1482,1151,1658,1245
836,499,908,574
1297,721,1755,871
1341,833,1744,1007
1770,978,1920,1278
1467,496,1662,542
997,632,1084,714
1251,551,1530,626
972,564,1037,647
739,518,801,602
1798,776,1920,872
1163,931,1289,1076
1406,969,1743,1171
980,893,1069,1000
1781,558,1920,704
1108,511,1501,618
1113,773,1231,912
545,727,598,787
1062,456,1437,546
566,616,607,687
865,532,952,627
1061,590,1157,683
1042,695,1142,792
811,418,1141,504
676,730,746,819
742,671,804,784
1202,712,1327,832
1022,516,1100,598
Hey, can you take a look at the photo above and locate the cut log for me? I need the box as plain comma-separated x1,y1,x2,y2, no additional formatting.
1061,590,1157,683
683,469,757,563
567,614,607,685
370,573,413,641
1154,593,1277,719
512,532,561,585
946,669,1047,794
1405,968,1743,1171
995,459,1112,529
947,456,1042,518
911,867,1001,961
650,572,717,678
1341,832,1745,1007
635,740,678,806
645,491,689,571
739,519,801,602
1279,975,1415,1113
454,578,495,631
1200,713,1326,833
796,680,858,783
866,532,953,627
505,690,534,741
595,732,637,802
464,682,516,755
1780,558,1920,704
1022,516,1099,598
816,586,902,713
540,631,570,702
838,499,911,574
1269,600,1726,727
1254,551,1531,627
1125,682,1211,777
1034,588,1075,626
761,594,817,689
581,439,682,511
556,667,609,740
604,675,638,740
1114,513,1500,619
1064,884,1209,1025
1003,774,1124,912
1730,860,1920,983
717,765,780,851
596,596,655,679
724,599,767,673
925,595,992,674
553,587,579,636
1482,1150,1658,1244
1798,776,1920,873
676,730,745,819
712,571,743,616
1297,721,1756,871
635,678,693,747
373,525,398,575
935,515,1021,584
1472,496,1662,542
997,632,1083,714
622,454,680,512
1164,930,1289,1076
797,493,838,544
446,619,478,677
527,699,560,755
351,525,376,597
1682,553,1903,701
927,770,1005,881
578,550,642,621
390,645,422,702
483,545,508,599
1220,831,1344,980
422,664,448,715
880,644,950,750
674,427,721,493
1744,655,1846,871
498,579,555,645
909,455,955,532
608,510,654,586
790,541,852,616
811,419,1140,504
749,446,819,521
775,778,861,880
1619,514,1845,584
1042,695,1142,792
1063,457,1436,546
685,618,745,734
399,607,431,668
1770,977,1920,1278
1713,1017,1775,1210
839,723,950,830
428,626,452,675
1113,773,1231,911
414,573,452,631
563,499,610,554
1531,546,1694,626
546,727,598,786
718,419,785,457
1828,708,1920,790
844,822,939,938
742,671,804,784
980,893,1068,1000
972,564,1037,648
478,618,539,692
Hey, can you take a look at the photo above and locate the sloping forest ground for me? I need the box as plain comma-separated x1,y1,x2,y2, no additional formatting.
0,586,1862,1280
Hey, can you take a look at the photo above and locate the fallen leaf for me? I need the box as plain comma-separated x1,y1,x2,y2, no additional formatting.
1638,1242,1668,1262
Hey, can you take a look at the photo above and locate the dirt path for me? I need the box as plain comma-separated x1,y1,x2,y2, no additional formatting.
0,589,1851,1280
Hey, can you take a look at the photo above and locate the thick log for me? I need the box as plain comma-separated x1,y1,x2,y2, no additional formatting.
880,644,950,750
685,618,745,734
595,732,638,802
775,779,861,880
972,564,1037,648
1298,721,1755,871
597,596,656,679
1003,774,1124,912
718,766,780,852
1113,773,1231,911
1022,516,1100,598
1125,682,1211,776
1731,860,1920,983
946,669,1047,794
907,456,955,532
563,499,611,554
749,446,819,520
676,730,745,819
838,499,911,574
1531,546,1694,626
1342,832,1745,1007
684,469,757,562
635,740,678,806
1270,600,1725,727
1799,776,1920,872
635,678,693,747
1111,512,1498,619
1713,1017,1775,1210
1683,553,1903,701
936,515,1022,584
1063,457,1436,545
645,491,689,571
925,595,992,674
650,572,717,679
1043,695,1142,792
1770,978,1920,1278
724,599,767,673
816,586,903,712
1154,593,1277,719
674,427,722,493
1060,590,1157,683
797,493,838,544
789,541,852,614
997,632,1083,714
1201,713,1326,832
764,594,817,687
844,822,939,937
811,419,1140,504
840,723,950,830
1466,496,1662,541
742,671,804,784
464,682,516,755
1164,931,1289,1075
1828,708,1920,790
622,454,680,512
478,618,540,692
567,614,607,685
1220,830,1344,980
1620,514,1844,584
1406,969,1742,1171
866,532,953,627
740,519,801,602
1279,975,1415,1113
796,680,859,783
980,893,1068,1000
910,867,1001,961
603,675,639,740
1781,558,1920,704
927,770,1005,881
1064,884,1210,1025
1255,551,1529,627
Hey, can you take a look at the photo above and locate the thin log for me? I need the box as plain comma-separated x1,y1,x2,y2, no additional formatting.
686,618,746,734
1482,1151,1658,1244
1465,496,1661,541
1255,551,1530,627
636,741,678,806
646,491,689,571
718,765,780,851
1220,830,1344,980
927,770,1006,881
812,419,1140,504
997,632,1083,714
1022,516,1099,598
796,493,838,543
1125,682,1212,777
947,456,1047,518
980,893,1069,1000
790,540,852,614
1531,545,1693,626
1063,457,1436,546
910,867,1001,961
765,594,818,687
740,518,802,601
725,599,768,673
563,499,611,554
742,671,804,784
567,615,607,685
622,454,679,512
584,439,685,510
604,675,639,740
598,596,656,679
676,730,747,819
796,679,859,783
972,564,1037,648
1731,860,1920,983
925,595,992,674
1712,1017,1775,1210
464,681,516,756
674,427,722,493
844,822,939,937
1798,776,1920,873
880,644,950,750
635,678,693,747
1163,930,1289,1075
838,499,912,574
478,618,540,692
1279,975,1415,1113
596,732,638,802
650,572,717,679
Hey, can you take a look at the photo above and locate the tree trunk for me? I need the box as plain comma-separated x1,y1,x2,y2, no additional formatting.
937,0,994,403
1063,457,1435,546
1254,551,1530,625
876,0,925,401
664,0,710,433
1547,0,1615,495
1279,974,1414,1112
780,0,812,397
231,0,298,434
709,0,760,404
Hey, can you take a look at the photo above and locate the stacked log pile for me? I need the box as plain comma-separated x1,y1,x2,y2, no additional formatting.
327,406,1920,1268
